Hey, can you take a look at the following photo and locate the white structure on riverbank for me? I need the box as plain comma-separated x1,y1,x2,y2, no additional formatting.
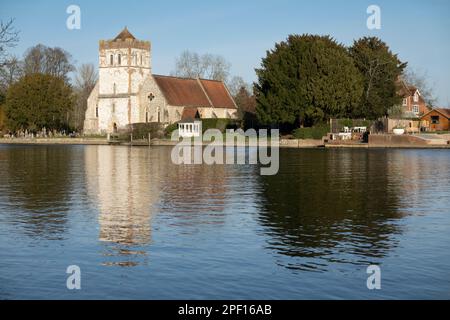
84,28,237,134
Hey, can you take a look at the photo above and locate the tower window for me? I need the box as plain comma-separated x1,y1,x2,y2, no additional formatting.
145,112,148,123
140,54,143,66
118,54,121,65
95,107,98,118
112,103,116,114
110,55,113,65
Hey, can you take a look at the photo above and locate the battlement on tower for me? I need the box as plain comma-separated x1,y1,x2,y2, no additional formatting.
99,38,151,51
99,27,150,51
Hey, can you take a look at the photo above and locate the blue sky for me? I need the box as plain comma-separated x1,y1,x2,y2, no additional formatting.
1,0,449,105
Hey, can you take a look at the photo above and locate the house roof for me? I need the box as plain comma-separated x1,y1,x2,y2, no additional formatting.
409,86,419,96
153,75,237,109
421,108,450,119
435,108,450,118
396,78,421,98
114,27,136,41
396,78,411,97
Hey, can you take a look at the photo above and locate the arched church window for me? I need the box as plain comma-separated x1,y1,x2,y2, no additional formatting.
145,112,149,123
95,107,98,118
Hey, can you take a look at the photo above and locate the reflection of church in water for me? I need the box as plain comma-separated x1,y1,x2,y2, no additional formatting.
85,146,167,266
84,145,232,266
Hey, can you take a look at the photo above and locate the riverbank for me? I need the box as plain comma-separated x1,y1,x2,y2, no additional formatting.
1,135,449,149
0,137,110,145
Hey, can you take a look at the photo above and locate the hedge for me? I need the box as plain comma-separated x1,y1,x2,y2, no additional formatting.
292,124,330,140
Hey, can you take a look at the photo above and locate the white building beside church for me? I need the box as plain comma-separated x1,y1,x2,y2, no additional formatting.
84,28,238,134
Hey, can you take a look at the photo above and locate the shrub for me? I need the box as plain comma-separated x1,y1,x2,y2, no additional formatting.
128,122,164,140
164,123,178,137
293,124,329,140
200,119,239,133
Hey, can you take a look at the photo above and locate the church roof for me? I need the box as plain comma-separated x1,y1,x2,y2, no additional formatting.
114,27,136,41
181,107,201,122
153,75,237,109
199,79,236,108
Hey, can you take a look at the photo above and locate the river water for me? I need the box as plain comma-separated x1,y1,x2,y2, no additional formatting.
0,145,449,299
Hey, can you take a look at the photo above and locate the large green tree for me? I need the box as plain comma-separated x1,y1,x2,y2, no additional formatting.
349,37,407,119
255,34,364,127
5,73,74,132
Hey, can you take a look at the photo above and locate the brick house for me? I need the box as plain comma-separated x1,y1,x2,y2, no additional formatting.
420,108,450,132
397,78,430,117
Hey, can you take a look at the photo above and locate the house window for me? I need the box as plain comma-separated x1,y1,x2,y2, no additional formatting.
431,116,440,124
402,98,407,106
118,54,121,65
110,55,113,65
414,92,419,102
413,105,419,114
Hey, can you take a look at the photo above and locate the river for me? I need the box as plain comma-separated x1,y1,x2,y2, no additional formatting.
0,145,449,299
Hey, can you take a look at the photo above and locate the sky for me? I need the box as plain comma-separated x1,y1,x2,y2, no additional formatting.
1,0,449,106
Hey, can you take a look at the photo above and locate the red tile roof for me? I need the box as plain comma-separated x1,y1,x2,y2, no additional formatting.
436,108,450,118
181,107,200,122
154,76,211,107
199,79,237,109
421,108,450,119
153,75,236,109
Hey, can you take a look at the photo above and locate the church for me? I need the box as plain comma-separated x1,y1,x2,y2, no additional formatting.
84,28,238,134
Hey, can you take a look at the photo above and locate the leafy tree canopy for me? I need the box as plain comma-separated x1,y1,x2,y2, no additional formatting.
5,73,74,132
255,34,364,126
350,37,407,119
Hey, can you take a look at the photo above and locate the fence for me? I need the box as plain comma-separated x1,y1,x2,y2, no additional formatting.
330,118,388,134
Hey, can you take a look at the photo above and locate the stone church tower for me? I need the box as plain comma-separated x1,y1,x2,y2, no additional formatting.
84,27,151,133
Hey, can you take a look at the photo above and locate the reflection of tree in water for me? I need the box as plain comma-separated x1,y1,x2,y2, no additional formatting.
2,146,75,240
258,149,405,272
157,162,230,232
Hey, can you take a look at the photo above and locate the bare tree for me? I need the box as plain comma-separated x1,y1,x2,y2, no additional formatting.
0,56,23,91
227,76,252,97
71,63,98,131
75,63,97,91
403,67,437,107
23,44,75,81
172,50,231,82
0,19,20,66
